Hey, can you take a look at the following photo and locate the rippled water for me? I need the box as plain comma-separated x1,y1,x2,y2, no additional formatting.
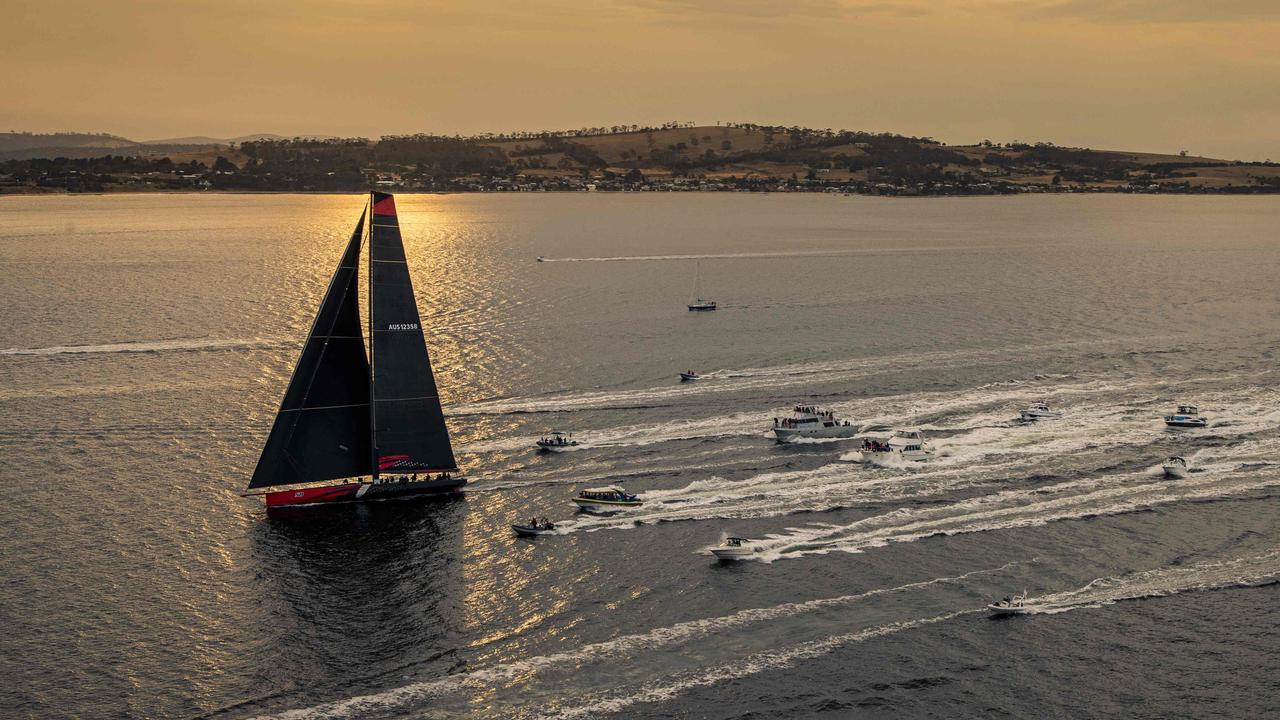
1,193,1277,719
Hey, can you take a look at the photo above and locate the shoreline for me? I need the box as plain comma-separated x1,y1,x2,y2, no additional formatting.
3,185,1278,199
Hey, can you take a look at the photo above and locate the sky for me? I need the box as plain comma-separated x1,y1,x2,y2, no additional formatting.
3,0,1278,159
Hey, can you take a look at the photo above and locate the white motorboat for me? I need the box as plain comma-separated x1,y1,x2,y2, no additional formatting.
988,591,1032,617
771,405,859,442
572,485,643,513
680,370,701,382
1162,456,1189,479
861,430,935,464
1164,405,1208,428
687,261,717,311
1019,401,1062,421
536,431,579,452
710,537,756,561
512,518,557,537
536,256,545,262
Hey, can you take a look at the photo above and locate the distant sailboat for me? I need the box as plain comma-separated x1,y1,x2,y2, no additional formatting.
687,261,717,311
243,192,465,508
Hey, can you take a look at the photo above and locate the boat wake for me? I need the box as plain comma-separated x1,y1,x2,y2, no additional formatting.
457,373,1277,461
449,339,1188,417
1024,549,1280,614
532,246,1025,264
546,402,1280,535
260,547,1278,720
250,562,1024,720
536,551,1280,720
0,336,283,356
744,463,1279,564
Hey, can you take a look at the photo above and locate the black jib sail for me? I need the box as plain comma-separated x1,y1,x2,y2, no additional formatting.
249,212,374,489
368,192,458,475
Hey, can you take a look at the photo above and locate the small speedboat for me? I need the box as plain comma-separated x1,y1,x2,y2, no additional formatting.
1019,401,1062,421
861,430,935,464
1162,456,1189,479
512,519,557,537
536,431,579,452
680,370,701,382
572,485,643,513
988,591,1032,616
772,405,859,442
1164,405,1208,428
536,256,545,262
710,537,756,561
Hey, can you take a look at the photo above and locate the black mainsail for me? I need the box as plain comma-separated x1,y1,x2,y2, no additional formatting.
249,212,373,489
368,192,458,476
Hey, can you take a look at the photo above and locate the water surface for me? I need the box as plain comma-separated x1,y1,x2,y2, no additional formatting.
1,193,1277,719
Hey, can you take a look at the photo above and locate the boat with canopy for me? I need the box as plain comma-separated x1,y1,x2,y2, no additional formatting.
243,192,465,508
1164,404,1208,428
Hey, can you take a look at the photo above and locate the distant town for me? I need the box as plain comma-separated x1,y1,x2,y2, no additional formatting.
3,123,1278,196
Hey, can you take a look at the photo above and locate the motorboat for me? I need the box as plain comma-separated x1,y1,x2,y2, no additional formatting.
680,370,701,382
1162,456,1189,479
1019,401,1062,421
572,485,643,513
688,261,717,311
512,518,557,537
536,256,545,262
1164,405,1208,428
711,537,756,561
536,431,579,452
861,430,935,464
988,591,1032,617
771,405,859,442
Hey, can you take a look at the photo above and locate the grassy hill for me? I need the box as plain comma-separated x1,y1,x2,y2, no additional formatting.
3,124,1277,193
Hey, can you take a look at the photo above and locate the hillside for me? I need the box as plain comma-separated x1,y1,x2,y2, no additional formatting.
139,133,287,145
2,124,1277,194
0,131,284,161
0,132,142,161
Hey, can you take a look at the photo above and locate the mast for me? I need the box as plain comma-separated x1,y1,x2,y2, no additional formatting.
367,192,378,482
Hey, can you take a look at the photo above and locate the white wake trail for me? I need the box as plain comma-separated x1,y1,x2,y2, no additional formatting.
534,246,1024,264
253,563,1023,720
750,462,1280,563
551,406,1280,535
0,336,283,356
1029,549,1280,614
542,550,1280,719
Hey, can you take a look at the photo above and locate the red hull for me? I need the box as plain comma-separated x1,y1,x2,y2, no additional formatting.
262,478,466,508
265,483,362,507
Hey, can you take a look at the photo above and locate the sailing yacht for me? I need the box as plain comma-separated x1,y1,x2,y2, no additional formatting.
243,192,466,508
688,262,717,311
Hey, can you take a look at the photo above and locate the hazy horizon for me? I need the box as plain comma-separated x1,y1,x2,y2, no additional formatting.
4,0,1279,160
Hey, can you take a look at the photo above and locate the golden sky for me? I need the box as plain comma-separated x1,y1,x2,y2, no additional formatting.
3,0,1278,159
